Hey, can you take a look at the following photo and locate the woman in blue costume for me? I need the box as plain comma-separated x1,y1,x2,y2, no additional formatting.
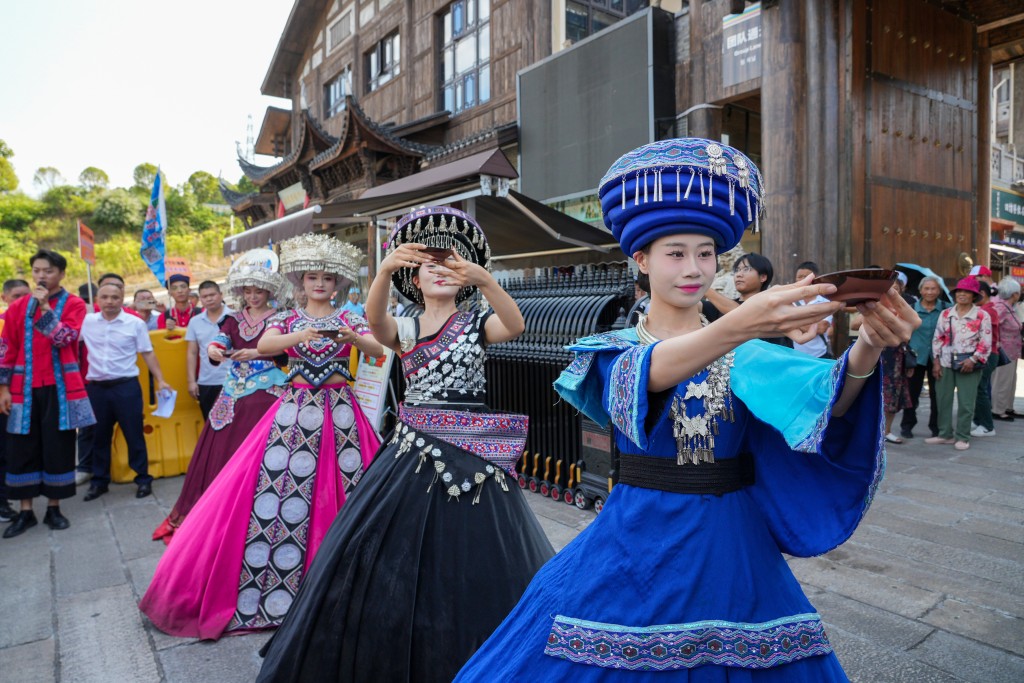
457,138,920,681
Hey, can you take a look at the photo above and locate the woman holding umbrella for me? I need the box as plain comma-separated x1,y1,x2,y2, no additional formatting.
900,275,950,439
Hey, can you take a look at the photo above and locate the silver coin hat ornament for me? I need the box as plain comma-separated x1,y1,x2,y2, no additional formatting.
385,206,491,305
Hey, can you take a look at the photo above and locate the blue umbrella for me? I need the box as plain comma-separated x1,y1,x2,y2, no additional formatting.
895,263,952,302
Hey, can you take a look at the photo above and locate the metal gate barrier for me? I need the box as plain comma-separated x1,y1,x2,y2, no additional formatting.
486,263,633,509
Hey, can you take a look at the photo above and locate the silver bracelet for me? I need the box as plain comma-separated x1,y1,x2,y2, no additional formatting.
845,367,875,380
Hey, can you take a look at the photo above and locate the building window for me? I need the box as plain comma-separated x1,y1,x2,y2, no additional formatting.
366,30,400,92
324,67,352,119
329,11,352,51
566,0,648,44
440,0,491,114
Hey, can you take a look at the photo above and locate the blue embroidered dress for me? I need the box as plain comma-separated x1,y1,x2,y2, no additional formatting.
456,331,885,681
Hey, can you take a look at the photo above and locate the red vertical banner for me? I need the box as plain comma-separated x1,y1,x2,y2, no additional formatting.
78,220,96,266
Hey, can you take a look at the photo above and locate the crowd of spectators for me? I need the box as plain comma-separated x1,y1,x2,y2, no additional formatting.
699,256,1022,452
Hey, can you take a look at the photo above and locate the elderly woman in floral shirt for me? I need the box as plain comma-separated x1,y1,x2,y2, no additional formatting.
926,277,994,451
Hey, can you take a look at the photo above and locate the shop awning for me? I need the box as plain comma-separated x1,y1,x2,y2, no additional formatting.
223,205,326,255
316,149,617,260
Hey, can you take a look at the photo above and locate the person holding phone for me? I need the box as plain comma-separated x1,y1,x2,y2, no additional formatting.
456,138,917,681
152,254,292,544
257,206,554,683
140,234,384,640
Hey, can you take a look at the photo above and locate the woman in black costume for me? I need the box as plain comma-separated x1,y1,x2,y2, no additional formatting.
257,206,555,682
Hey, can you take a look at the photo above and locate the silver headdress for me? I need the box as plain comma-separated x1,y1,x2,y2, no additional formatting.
227,248,291,304
278,233,364,292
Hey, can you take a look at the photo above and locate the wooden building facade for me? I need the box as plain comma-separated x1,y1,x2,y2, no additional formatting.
225,0,1024,284
225,1,684,228
679,0,1024,281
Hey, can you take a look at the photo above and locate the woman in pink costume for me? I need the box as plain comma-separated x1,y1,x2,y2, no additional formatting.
139,234,383,640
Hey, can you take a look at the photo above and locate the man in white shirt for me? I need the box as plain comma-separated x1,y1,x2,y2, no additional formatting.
792,261,835,359
79,283,170,500
185,281,232,421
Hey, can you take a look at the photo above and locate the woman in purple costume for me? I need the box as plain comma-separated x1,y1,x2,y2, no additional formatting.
153,253,291,544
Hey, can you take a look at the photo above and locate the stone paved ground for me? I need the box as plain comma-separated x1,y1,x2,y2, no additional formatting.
1,387,1022,682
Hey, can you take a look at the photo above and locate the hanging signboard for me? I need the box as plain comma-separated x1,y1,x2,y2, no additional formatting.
353,347,395,433
78,221,96,266
992,187,1024,228
722,3,763,88
164,257,193,281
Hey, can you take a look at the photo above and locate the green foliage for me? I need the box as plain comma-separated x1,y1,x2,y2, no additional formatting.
33,166,64,191
0,158,234,287
79,167,110,191
0,139,13,159
165,185,198,230
0,192,46,231
41,185,96,218
93,188,145,232
133,163,159,191
0,158,17,192
188,171,221,204
236,175,257,194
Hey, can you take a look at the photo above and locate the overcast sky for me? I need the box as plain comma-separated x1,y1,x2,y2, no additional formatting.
0,0,294,195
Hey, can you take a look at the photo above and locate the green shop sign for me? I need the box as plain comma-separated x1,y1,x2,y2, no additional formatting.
992,187,1024,226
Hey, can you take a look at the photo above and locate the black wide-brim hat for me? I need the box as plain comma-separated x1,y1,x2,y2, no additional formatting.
386,206,490,304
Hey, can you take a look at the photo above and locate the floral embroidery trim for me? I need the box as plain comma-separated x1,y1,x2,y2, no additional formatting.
543,613,832,671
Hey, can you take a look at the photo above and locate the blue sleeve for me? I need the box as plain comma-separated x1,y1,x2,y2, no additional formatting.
554,339,662,451
732,340,885,557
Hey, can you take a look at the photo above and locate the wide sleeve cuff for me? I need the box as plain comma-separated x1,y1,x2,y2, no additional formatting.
731,339,863,453
554,351,607,427
342,311,371,335
602,343,659,451
733,341,886,557
34,311,79,347
210,333,230,350
0,366,11,385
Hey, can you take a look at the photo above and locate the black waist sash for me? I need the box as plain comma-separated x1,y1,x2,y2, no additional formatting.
618,452,754,496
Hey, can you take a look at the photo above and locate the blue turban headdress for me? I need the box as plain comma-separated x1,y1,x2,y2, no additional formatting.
599,138,765,255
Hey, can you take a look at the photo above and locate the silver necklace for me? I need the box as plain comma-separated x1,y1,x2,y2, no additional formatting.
635,313,735,465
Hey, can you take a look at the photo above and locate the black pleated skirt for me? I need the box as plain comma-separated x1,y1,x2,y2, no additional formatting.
256,420,555,683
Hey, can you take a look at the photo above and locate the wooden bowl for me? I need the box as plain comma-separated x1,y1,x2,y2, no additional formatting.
812,269,898,305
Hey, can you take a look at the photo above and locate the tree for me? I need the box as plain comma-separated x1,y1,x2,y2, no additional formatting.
41,185,95,218
133,163,159,191
236,175,257,194
93,188,145,232
33,166,64,191
0,192,46,231
0,139,16,192
78,166,110,191
187,171,221,204
0,158,16,192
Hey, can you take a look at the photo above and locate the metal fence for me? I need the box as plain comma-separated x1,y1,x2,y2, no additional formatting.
487,262,633,506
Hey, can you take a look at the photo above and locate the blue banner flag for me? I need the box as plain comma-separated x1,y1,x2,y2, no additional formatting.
140,170,168,285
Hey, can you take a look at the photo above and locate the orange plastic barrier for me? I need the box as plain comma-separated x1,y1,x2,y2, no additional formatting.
110,330,204,483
